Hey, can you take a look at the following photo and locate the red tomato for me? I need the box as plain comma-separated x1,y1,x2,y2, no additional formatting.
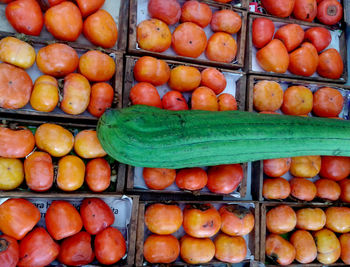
80,198,115,235
76,0,105,17
85,158,111,192
207,164,243,194
87,82,114,117
175,167,208,191
94,227,126,265
304,27,331,53
320,156,350,181
17,227,59,267
0,235,19,267
162,91,188,110
130,82,162,108
317,0,343,25
5,0,43,36
293,0,317,22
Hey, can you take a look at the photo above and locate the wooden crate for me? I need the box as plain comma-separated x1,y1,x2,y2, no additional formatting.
136,200,259,266
0,0,128,52
0,39,124,123
345,0,350,25
246,75,350,202
0,193,139,266
128,0,247,69
260,202,350,266
203,0,249,10
0,118,126,194
123,55,248,198
246,13,348,83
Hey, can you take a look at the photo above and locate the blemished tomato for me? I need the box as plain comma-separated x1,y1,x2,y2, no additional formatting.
172,22,207,58
304,27,332,53
0,63,32,109
85,158,111,192
17,227,59,267
315,178,341,201
293,0,317,22
57,155,85,192
45,200,83,241
148,0,181,25
175,168,207,190
143,168,176,190
191,86,219,111
281,86,313,116
0,198,40,240
79,50,115,82
340,179,350,203
0,126,35,158
288,45,318,76
134,56,170,86
30,75,59,112
35,123,74,157
313,87,344,118
261,0,295,18
143,234,180,264
44,1,83,41
0,235,19,267
24,152,53,192
130,82,162,108
290,155,321,177
207,164,243,194
266,205,296,234
94,227,126,265
265,234,296,265
36,43,79,77
80,198,114,235
180,235,215,264
325,207,350,233
74,130,107,159
252,18,275,49
145,203,183,235
317,48,343,79
296,208,326,231
263,177,291,200
219,205,255,236
83,10,118,49
58,231,94,266
214,234,246,263
314,229,341,263
168,66,201,92
201,68,227,95
290,177,317,201
88,82,114,117
253,81,284,112
181,0,212,28
162,91,189,111
320,156,350,181
183,204,221,238
0,37,35,69
206,32,237,63
61,73,91,115
256,39,289,73
290,230,317,264
0,158,24,191
340,233,350,264
263,158,291,177
137,19,172,52
5,0,43,36
317,0,343,25
275,24,304,52
211,10,241,34
218,94,237,111
76,0,105,18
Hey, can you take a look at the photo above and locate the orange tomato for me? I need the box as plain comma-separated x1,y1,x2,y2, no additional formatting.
275,24,304,52
162,91,189,111
83,10,118,49
85,158,111,192
263,158,291,177
175,167,207,191
0,126,35,158
36,43,79,77
296,208,326,231
30,75,59,112
87,82,114,117
265,234,296,265
180,235,215,264
263,177,291,200
168,66,201,92
0,235,19,267
201,68,227,95
219,205,255,236
315,178,341,201
256,39,289,73
206,32,237,63
313,87,344,118
79,50,115,82
76,0,105,17
148,0,181,25
281,86,313,116
191,86,219,111
290,230,317,264
290,177,317,201
218,94,237,111
0,63,32,109
210,10,241,34
74,130,106,159
266,205,296,234
57,155,85,192
180,0,212,28
44,1,83,41
143,168,176,190
143,234,180,264
0,198,40,240
24,152,53,192
207,164,243,194
133,56,170,86
35,123,74,157
317,48,343,79
253,81,284,112
129,82,162,108
214,234,247,263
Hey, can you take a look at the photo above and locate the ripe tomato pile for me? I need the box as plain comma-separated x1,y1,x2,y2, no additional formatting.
136,0,242,63
0,197,126,266
0,37,115,117
2,0,118,48
0,123,113,192
143,203,254,264
252,17,344,79
265,204,350,265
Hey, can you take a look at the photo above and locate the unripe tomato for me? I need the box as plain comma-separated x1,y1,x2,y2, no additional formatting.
0,37,35,69
74,130,106,159
30,75,59,112
0,158,24,190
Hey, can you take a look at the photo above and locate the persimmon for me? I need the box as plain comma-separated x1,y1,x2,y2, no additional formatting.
175,167,207,191
275,24,304,52
0,126,35,158
288,45,318,76
263,158,291,177
143,168,176,190
325,207,350,233
293,0,317,22
265,234,296,265
180,235,215,264
340,179,350,203
281,86,313,116
206,32,237,63
290,177,317,201
207,164,243,194
168,66,201,92
76,0,105,18
133,56,170,86
87,82,114,118
256,39,289,73
148,0,181,25
162,91,189,111
313,88,344,118
219,205,255,236
0,158,23,191
191,86,219,111
317,0,343,25
30,75,59,112
214,234,247,263
340,233,350,264
314,229,341,264
315,178,341,201
253,81,284,112
320,156,350,181
201,68,227,95
296,208,326,231
181,0,212,28
261,0,295,18
144,235,180,263
137,19,171,52
263,177,291,200
211,10,241,34
290,230,317,264
266,205,296,234
252,18,275,49
317,48,343,79
74,130,106,159
304,27,331,53
218,94,237,111
129,82,162,108
57,155,85,191
85,158,111,192
0,235,19,267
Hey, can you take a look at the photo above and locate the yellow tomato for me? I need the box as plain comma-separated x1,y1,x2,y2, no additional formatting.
0,157,24,190
74,130,106,159
30,75,59,112
57,155,85,191
0,37,35,69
